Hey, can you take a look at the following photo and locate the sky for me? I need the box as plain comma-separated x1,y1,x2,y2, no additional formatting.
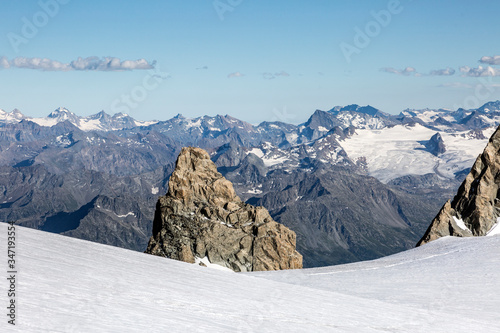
1,0,500,124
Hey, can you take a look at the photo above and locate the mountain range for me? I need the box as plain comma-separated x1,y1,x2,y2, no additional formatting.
1,101,499,267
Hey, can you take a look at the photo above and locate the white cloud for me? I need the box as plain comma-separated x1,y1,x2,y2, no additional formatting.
262,70,290,80
227,71,244,78
429,67,455,76
262,72,275,80
10,57,71,71
380,67,417,76
459,65,500,77
0,56,155,71
275,70,290,77
0,56,10,69
479,55,500,65
438,82,473,88
381,66,457,77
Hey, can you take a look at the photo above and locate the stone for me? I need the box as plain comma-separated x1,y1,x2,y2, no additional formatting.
425,133,446,156
145,147,303,271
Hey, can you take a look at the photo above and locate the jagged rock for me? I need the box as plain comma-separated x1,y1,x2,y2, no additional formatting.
425,133,446,156
145,147,302,271
417,125,500,246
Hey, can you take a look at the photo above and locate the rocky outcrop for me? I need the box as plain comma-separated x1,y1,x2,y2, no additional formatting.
417,126,500,246
145,147,302,271
425,133,446,156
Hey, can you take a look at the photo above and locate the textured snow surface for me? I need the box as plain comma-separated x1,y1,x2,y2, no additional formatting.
1,224,499,332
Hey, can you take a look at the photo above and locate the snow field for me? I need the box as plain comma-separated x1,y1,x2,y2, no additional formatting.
1,224,499,332
340,124,491,182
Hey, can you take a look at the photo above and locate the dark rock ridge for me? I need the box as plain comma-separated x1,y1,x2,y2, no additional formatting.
425,133,446,156
145,147,303,272
417,125,500,246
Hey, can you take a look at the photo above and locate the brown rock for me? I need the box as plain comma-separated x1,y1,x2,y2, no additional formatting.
417,125,500,246
145,147,303,271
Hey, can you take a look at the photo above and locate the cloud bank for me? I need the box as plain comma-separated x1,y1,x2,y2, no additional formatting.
460,66,500,77
262,70,290,80
479,55,500,65
381,66,458,77
0,56,155,71
380,67,417,76
227,71,244,78
438,82,473,88
429,67,455,76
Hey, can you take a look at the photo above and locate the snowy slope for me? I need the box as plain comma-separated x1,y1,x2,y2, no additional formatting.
254,236,500,330
1,224,499,332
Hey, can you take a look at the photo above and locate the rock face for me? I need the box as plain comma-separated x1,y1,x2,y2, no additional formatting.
417,126,500,246
145,147,302,272
425,133,446,156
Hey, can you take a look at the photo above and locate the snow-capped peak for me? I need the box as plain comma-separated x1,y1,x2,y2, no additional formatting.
0,107,160,132
48,107,74,118
0,108,25,123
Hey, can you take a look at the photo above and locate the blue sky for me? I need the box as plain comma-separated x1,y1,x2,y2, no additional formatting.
1,0,500,124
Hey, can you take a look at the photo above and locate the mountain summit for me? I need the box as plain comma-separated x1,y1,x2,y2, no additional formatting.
145,147,303,271
417,125,500,246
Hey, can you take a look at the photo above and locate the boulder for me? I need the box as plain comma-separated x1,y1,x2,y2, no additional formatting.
145,147,302,271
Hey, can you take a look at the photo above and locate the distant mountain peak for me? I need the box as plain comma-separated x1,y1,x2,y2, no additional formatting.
478,100,500,113
113,112,129,118
48,107,75,119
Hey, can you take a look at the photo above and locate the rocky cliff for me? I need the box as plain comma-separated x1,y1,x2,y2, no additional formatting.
417,125,500,246
145,147,302,271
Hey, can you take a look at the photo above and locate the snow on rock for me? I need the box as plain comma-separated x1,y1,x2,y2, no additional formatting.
261,155,289,167
247,145,290,167
151,187,159,195
77,118,105,131
246,188,263,194
317,126,328,132
116,212,135,218
487,218,500,236
28,116,60,127
452,216,469,231
247,148,264,158
0,109,24,123
1,224,499,332
184,118,202,129
194,256,234,272
134,120,158,127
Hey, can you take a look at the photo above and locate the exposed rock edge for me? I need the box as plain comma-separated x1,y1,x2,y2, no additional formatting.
417,125,500,246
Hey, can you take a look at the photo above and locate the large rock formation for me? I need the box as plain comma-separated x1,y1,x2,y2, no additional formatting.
145,147,302,271
417,126,500,246
425,133,446,156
